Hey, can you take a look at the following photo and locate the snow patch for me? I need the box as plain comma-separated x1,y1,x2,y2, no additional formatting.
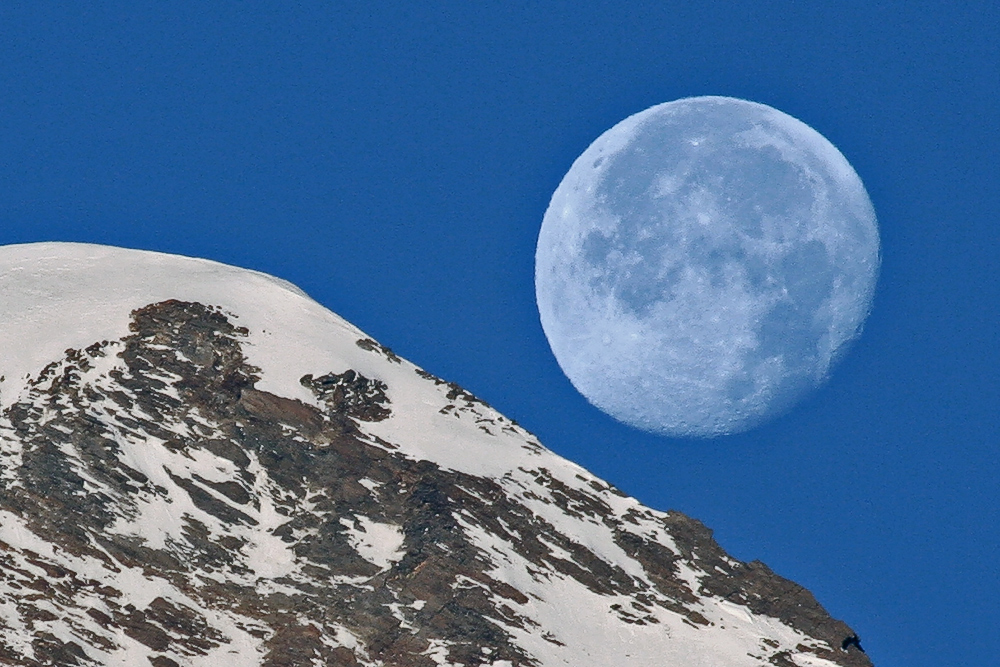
792,654,843,667
340,515,405,570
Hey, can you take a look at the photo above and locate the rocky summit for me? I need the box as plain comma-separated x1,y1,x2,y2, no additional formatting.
0,243,873,667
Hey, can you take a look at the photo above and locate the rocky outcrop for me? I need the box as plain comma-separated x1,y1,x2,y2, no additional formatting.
0,299,873,666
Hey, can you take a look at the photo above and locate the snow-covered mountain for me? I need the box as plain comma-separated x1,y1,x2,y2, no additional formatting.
0,243,872,667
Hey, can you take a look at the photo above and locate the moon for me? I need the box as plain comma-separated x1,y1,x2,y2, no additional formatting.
535,96,880,438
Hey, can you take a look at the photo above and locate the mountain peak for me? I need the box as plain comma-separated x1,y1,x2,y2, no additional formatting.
0,243,872,666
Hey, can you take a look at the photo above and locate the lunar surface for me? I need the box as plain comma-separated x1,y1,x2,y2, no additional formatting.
535,96,880,437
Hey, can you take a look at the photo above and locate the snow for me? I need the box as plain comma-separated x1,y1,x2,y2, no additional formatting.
0,243,572,485
792,655,843,667
0,509,270,666
110,438,298,580
340,515,405,570
423,639,459,666
242,453,299,579
454,510,820,667
0,243,365,412
0,242,848,667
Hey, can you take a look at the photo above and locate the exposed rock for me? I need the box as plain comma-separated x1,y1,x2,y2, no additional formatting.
0,296,874,666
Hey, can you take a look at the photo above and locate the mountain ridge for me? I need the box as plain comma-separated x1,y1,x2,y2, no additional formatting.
0,243,873,666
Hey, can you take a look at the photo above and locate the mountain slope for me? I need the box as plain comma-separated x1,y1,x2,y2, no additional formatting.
0,243,873,667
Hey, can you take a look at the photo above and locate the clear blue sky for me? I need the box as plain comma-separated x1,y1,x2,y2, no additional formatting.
1,4,997,665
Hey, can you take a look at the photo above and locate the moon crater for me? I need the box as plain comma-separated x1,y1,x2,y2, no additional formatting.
535,96,879,437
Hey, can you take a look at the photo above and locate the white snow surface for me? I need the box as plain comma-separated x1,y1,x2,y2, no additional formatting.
0,243,562,481
0,242,356,412
340,515,405,571
0,243,844,667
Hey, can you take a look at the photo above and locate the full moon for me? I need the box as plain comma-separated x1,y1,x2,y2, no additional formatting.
535,96,880,438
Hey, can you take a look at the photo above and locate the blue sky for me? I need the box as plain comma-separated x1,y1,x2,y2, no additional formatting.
1,3,997,665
